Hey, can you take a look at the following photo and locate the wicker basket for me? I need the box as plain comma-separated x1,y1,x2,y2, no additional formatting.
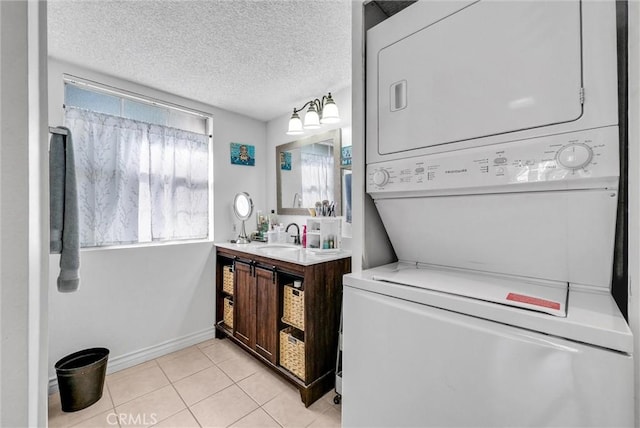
223,297,233,328
282,285,304,330
222,266,234,295
279,327,305,381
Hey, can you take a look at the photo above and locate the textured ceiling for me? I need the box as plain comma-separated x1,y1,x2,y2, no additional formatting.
47,0,352,122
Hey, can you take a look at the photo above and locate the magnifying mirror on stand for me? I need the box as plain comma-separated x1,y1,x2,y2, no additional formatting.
233,192,253,244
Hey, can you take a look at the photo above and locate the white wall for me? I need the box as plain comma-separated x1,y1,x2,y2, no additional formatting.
265,86,352,244
47,59,268,382
627,1,639,425
351,1,365,272
1,2,31,424
1,1,49,425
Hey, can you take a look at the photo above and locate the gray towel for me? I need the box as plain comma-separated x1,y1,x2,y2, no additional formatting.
49,127,80,292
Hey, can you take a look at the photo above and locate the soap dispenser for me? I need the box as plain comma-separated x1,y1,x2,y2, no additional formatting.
302,225,307,248
269,210,278,228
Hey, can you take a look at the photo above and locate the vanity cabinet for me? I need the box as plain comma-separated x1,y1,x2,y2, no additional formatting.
233,261,278,364
215,244,351,407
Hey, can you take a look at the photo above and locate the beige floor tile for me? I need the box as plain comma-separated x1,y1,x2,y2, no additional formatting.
262,388,330,428
48,387,115,428
173,365,234,406
115,385,185,428
107,365,170,406
195,338,219,349
51,340,338,428
319,390,342,413
107,360,158,383
157,348,213,382
229,408,281,428
236,370,294,405
307,391,333,414
152,409,200,427
307,408,341,428
155,345,201,365
69,410,119,428
190,384,259,428
200,339,246,365
216,353,265,382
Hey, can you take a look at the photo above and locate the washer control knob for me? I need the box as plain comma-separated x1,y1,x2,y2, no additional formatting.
373,169,390,187
556,144,593,170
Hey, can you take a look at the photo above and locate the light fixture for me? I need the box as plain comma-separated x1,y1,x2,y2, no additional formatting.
286,92,340,135
287,110,304,135
303,103,321,129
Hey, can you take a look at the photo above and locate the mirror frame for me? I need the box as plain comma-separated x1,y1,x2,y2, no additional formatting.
233,192,253,220
276,128,342,216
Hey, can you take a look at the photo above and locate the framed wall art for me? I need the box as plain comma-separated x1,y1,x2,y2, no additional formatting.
230,142,255,166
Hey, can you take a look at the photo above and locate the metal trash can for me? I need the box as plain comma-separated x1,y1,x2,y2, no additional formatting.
55,347,109,412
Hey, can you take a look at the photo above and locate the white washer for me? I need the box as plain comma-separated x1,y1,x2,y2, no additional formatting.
343,264,633,427
343,128,633,426
344,1,633,426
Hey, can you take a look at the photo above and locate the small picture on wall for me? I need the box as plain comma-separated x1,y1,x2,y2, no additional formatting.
230,143,255,166
341,145,352,167
280,151,292,170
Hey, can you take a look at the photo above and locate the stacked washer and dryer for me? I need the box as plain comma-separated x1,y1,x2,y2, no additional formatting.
343,1,634,426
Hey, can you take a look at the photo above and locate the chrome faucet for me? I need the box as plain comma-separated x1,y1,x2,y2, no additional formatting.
285,223,300,245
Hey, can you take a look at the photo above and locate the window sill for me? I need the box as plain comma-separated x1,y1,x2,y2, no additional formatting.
77,238,214,253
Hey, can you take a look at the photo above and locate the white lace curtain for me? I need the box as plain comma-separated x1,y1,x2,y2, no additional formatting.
148,124,209,240
65,107,208,247
301,152,334,208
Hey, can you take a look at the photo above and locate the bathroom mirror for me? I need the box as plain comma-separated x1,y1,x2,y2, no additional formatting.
233,192,253,243
276,129,342,216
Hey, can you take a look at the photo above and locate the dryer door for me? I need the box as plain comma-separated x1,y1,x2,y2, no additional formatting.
375,1,582,155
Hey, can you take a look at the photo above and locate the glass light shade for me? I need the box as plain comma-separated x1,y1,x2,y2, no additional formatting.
286,112,304,135
320,101,340,124
303,105,321,129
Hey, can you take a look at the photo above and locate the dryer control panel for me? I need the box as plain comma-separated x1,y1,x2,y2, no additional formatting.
367,126,619,197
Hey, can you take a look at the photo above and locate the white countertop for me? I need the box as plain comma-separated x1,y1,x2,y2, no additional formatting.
215,241,351,266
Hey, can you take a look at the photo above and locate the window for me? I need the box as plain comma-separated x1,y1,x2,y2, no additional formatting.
63,78,212,248
300,143,335,208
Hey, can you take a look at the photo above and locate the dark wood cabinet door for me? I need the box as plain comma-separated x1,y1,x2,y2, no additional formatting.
255,267,278,364
233,262,255,348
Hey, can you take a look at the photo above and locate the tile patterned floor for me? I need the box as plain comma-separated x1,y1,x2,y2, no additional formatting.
48,338,341,428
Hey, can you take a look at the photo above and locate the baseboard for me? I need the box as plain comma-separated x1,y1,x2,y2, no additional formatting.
48,327,216,395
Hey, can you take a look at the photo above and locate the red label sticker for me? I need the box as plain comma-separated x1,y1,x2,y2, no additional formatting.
506,293,561,310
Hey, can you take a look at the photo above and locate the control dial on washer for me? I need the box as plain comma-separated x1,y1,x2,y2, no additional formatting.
372,169,390,187
556,143,593,170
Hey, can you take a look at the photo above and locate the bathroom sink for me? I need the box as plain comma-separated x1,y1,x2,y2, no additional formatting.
251,244,345,262
255,244,299,250
255,244,301,256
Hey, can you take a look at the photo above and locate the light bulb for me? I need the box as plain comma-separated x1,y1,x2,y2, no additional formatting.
286,111,304,135
303,103,321,129
320,98,340,124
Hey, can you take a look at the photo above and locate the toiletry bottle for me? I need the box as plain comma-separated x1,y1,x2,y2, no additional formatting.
302,225,307,248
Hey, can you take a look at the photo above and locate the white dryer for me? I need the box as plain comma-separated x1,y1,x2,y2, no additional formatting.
343,1,633,426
